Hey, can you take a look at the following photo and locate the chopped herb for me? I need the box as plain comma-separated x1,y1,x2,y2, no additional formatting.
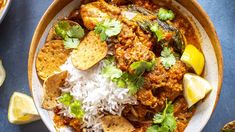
160,47,176,69
94,19,122,41
102,65,123,80
150,23,164,41
122,73,145,95
58,93,73,106
158,8,175,21
58,93,84,119
147,101,177,132
129,60,156,75
55,21,71,39
55,20,85,49
67,25,85,39
70,100,84,119
102,57,155,94
63,37,80,49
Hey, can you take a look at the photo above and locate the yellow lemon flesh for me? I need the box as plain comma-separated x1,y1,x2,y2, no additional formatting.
183,73,213,108
8,92,40,124
181,45,205,75
0,59,6,87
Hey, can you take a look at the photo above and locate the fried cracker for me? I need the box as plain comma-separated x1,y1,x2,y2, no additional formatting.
101,115,135,132
41,71,68,110
36,40,71,80
71,31,107,70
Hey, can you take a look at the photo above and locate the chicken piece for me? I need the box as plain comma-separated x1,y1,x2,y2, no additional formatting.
137,60,187,110
80,0,121,30
173,97,195,132
144,59,187,91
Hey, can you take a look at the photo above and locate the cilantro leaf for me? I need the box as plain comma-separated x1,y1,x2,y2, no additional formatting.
55,21,70,39
63,37,80,49
160,47,176,69
58,93,73,106
148,101,177,132
129,60,156,75
55,20,85,49
102,57,154,94
147,125,159,132
150,23,164,41
70,100,84,119
102,65,123,80
94,19,122,41
67,25,84,39
158,8,175,21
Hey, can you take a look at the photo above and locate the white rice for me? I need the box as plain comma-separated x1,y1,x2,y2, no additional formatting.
59,58,137,131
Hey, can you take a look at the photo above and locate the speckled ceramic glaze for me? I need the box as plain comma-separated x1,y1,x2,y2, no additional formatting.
28,0,223,131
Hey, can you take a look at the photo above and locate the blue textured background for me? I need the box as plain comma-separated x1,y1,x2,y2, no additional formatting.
0,0,234,131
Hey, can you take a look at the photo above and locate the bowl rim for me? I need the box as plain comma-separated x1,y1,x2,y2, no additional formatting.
28,0,224,130
0,0,11,24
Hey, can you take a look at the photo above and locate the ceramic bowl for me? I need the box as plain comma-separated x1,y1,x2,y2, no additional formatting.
0,0,11,23
28,0,223,131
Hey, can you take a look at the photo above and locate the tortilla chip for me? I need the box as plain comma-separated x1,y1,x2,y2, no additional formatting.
101,115,135,132
41,71,68,110
46,20,79,42
36,40,71,80
71,31,107,70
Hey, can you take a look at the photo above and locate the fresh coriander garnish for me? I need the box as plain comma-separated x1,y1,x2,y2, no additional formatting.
70,100,84,119
94,19,122,41
158,8,175,21
160,47,176,69
102,57,155,94
150,23,164,42
58,93,73,106
55,20,85,49
58,93,84,119
147,101,177,132
129,60,156,75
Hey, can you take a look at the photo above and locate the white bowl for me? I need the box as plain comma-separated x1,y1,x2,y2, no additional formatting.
28,0,223,131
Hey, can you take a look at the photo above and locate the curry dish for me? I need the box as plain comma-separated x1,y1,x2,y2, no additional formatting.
36,0,213,132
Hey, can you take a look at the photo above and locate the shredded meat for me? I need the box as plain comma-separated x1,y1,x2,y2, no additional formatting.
173,97,195,132
54,108,82,132
115,21,155,71
137,60,187,110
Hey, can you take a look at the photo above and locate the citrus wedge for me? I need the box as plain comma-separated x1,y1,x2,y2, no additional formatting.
183,73,213,108
0,59,6,87
181,45,205,75
8,92,40,124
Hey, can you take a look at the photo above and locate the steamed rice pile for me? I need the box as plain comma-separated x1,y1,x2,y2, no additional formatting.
59,58,137,131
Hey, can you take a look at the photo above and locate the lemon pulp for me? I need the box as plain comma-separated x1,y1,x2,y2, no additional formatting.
8,92,40,124
181,45,205,75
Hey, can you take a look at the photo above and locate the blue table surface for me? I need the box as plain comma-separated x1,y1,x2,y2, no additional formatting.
0,0,234,131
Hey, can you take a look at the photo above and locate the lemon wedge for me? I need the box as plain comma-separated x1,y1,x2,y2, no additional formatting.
181,45,205,75
0,59,6,87
8,92,40,124
183,73,213,108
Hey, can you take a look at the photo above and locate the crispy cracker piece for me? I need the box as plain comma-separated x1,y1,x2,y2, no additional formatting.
46,20,79,42
101,115,135,132
36,40,71,80
41,71,68,110
71,31,108,70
